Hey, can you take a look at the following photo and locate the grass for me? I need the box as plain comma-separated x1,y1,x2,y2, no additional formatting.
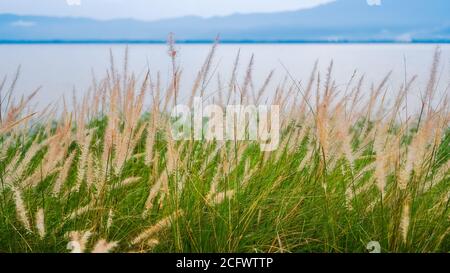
0,42,449,253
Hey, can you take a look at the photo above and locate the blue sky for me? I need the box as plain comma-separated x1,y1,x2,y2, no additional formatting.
0,0,334,21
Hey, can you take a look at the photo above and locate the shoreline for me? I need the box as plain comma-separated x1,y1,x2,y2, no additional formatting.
1,40,450,45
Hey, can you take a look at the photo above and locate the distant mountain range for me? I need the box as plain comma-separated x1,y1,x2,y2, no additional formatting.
1,0,450,43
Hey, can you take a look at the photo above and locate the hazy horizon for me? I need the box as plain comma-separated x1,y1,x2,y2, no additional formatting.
0,0,333,21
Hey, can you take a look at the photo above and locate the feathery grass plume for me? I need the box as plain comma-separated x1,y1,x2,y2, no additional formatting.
189,37,219,106
424,47,441,114
166,128,180,171
145,119,157,166
12,136,52,184
364,199,378,214
76,130,94,190
241,54,254,104
373,122,389,196
2,152,21,187
75,91,89,143
400,197,411,244
436,226,450,251
297,61,318,117
206,152,239,201
85,152,96,189
123,46,129,92
11,186,31,232
0,112,35,134
241,160,257,188
142,172,167,218
45,115,72,162
114,122,145,174
35,208,45,239
157,181,169,209
118,177,142,188
145,73,161,166
66,201,95,221
102,81,119,165
345,177,375,207
316,91,329,164
132,210,184,245
349,75,364,120
199,36,219,96
107,209,114,230
167,33,179,105
0,74,38,134
67,231,92,253
398,117,435,190
23,165,61,189
361,72,392,135
424,160,450,192
91,239,118,253
430,191,450,212
412,118,436,176
209,190,235,205
113,88,134,172
23,129,71,188
0,134,13,161
314,63,336,169
162,77,176,113
298,144,314,172
145,238,160,249
216,74,224,107
226,50,240,105
0,66,20,123
255,70,275,105
199,146,220,174
206,168,223,201
333,104,355,170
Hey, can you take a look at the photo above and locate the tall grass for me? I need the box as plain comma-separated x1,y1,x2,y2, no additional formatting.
0,42,448,253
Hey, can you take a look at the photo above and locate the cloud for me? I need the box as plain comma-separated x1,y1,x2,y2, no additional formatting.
367,0,382,6
11,20,36,27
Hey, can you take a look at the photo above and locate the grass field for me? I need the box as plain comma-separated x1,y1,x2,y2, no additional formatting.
0,43,449,253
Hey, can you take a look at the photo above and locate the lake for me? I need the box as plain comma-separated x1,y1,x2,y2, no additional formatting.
1,43,449,111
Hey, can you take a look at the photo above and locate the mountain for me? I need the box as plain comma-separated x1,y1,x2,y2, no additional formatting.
1,0,449,42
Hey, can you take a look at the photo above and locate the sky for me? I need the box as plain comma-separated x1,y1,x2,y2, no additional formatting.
0,0,334,21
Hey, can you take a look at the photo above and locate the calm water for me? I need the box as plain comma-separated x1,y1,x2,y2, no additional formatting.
1,43,449,110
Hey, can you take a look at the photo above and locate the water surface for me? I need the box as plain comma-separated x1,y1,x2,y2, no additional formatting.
1,43,449,110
